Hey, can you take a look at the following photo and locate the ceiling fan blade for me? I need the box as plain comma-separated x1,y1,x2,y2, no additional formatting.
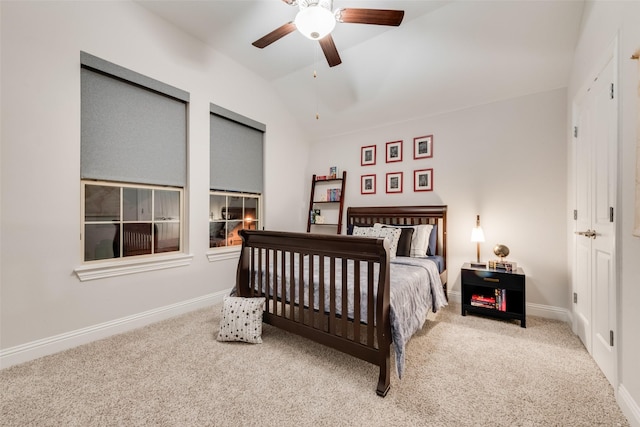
336,8,405,26
252,22,296,49
318,35,342,67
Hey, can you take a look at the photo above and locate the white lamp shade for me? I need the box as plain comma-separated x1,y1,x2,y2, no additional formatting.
470,226,485,243
295,6,336,40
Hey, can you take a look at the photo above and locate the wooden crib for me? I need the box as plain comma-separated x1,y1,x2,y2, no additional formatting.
235,205,447,396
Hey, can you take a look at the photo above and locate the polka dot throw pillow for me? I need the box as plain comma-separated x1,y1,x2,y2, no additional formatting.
217,297,266,344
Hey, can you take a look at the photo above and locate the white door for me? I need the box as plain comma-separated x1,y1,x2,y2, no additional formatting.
573,48,617,387
574,88,592,351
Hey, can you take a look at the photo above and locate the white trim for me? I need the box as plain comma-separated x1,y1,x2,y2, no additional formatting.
74,253,194,281
207,246,241,262
448,290,462,304
0,290,230,369
526,302,572,323
618,384,640,427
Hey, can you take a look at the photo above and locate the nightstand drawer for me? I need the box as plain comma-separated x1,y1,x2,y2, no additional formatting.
461,268,524,290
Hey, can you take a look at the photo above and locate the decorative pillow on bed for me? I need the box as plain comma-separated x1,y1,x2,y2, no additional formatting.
427,224,438,256
409,224,433,257
353,225,402,258
347,223,372,235
352,225,372,237
373,223,432,257
371,227,402,258
217,296,266,344
379,226,413,257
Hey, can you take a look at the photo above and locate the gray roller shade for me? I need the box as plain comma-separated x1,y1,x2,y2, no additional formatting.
81,52,188,187
210,104,265,194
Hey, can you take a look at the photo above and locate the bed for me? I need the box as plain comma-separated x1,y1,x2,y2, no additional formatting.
235,205,448,396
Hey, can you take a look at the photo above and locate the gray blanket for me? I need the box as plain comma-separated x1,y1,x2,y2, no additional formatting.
248,254,447,378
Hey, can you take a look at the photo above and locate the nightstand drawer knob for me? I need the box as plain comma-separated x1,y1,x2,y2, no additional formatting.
483,277,500,283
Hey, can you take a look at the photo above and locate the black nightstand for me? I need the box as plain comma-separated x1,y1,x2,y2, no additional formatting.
461,263,526,328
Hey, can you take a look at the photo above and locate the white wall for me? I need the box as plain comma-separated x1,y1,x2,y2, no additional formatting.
307,88,569,316
0,1,309,362
567,2,640,425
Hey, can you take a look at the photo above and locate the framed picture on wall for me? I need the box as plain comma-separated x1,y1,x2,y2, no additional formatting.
386,172,403,193
414,168,433,192
361,174,376,195
385,140,403,163
361,145,376,166
413,135,433,159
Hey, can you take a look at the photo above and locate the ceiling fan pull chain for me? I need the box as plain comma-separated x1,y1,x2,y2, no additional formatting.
315,70,319,120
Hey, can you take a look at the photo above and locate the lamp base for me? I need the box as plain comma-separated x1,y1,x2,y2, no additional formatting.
469,262,486,269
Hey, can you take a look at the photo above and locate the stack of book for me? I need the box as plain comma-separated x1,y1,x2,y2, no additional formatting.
327,188,341,202
470,289,507,311
487,259,517,272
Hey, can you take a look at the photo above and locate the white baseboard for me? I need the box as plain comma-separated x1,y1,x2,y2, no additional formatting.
0,290,230,369
526,301,572,323
447,291,572,323
618,384,640,427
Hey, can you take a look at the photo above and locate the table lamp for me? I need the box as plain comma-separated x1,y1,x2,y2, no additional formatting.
470,214,485,268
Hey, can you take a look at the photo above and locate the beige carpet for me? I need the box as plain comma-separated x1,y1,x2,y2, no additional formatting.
0,302,629,426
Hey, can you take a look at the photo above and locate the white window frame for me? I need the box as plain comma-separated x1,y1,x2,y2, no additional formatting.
207,190,261,262
75,180,192,281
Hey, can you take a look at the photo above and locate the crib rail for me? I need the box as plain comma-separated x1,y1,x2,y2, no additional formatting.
236,229,391,396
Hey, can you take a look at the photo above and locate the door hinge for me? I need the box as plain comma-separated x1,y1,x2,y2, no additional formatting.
610,207,614,222
610,330,614,346
573,210,577,220
573,126,578,138
573,292,578,304
610,83,614,99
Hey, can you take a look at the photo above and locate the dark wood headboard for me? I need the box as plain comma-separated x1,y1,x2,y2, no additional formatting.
346,205,448,275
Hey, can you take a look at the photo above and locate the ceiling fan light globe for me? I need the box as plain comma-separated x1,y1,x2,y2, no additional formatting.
295,7,336,40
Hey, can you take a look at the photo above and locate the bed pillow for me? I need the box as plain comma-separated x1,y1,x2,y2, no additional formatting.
410,224,433,257
369,227,402,258
378,226,414,257
352,225,373,236
353,225,402,258
375,223,432,257
427,224,438,256
217,296,266,344
347,223,372,235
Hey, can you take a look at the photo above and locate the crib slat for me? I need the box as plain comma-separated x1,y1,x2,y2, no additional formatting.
288,251,295,320
367,261,375,346
318,255,325,330
307,253,314,326
256,248,262,298
280,250,286,317
329,258,336,334
341,258,348,338
298,251,304,324
354,260,361,342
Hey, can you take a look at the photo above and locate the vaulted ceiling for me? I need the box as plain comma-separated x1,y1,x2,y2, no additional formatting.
136,0,585,140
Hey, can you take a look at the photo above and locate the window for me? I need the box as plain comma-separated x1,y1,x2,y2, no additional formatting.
209,103,265,254
83,181,182,261
209,191,261,248
77,52,190,276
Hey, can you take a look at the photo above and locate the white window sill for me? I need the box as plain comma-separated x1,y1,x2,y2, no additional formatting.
74,253,194,282
206,246,241,262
